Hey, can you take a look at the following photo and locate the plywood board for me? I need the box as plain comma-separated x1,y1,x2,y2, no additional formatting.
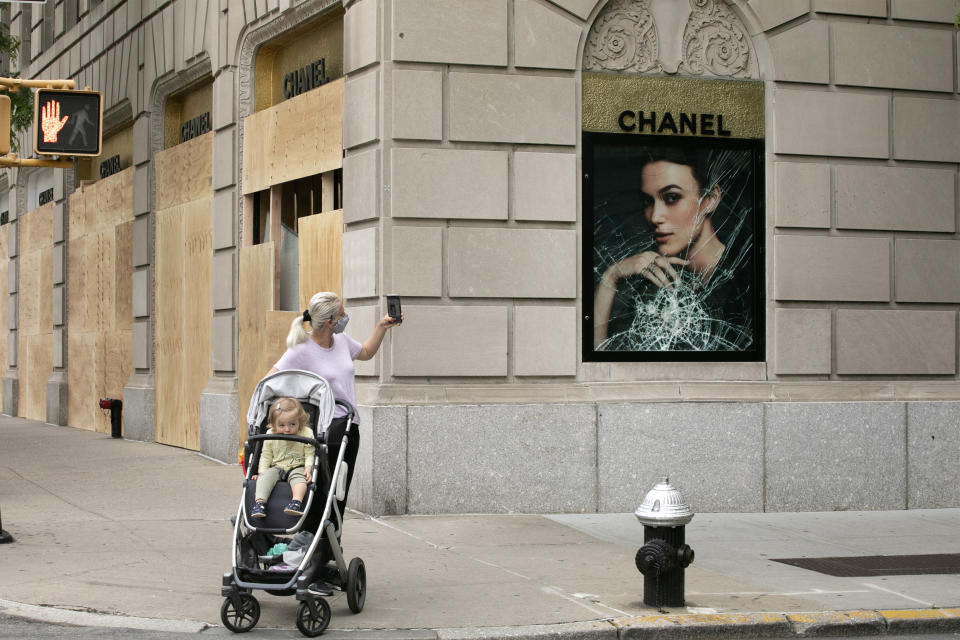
183,198,212,451
155,204,186,447
66,170,135,433
19,334,52,422
114,220,133,331
242,78,343,194
154,197,212,451
19,203,53,257
298,210,343,309
68,190,86,241
17,205,53,422
265,310,300,374
238,242,275,446
68,333,96,432
154,134,212,446
155,132,213,210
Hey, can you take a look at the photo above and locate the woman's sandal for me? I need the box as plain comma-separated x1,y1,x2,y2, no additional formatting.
283,500,304,515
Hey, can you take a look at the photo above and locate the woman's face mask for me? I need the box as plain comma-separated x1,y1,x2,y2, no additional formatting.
332,313,350,334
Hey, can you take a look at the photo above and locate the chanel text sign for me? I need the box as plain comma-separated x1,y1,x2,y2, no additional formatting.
582,74,763,140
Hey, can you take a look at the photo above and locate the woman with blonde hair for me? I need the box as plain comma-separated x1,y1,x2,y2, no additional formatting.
268,291,401,515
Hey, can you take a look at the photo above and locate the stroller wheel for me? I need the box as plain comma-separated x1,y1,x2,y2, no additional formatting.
347,557,366,613
220,593,260,633
296,598,331,637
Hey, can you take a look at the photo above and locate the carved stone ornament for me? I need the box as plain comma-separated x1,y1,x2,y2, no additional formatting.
583,0,757,79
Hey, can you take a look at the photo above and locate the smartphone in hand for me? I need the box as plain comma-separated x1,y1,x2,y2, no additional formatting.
386,295,402,324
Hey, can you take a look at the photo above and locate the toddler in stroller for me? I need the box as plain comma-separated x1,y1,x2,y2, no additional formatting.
250,397,314,518
221,370,366,637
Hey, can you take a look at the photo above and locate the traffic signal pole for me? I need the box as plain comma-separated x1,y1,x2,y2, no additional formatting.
0,154,72,168
0,77,76,90
0,76,87,168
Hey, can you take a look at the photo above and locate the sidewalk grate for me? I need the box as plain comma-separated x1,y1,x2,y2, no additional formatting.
771,554,960,577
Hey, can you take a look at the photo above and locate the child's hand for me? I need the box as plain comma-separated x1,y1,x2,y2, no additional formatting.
251,474,259,480
305,468,312,483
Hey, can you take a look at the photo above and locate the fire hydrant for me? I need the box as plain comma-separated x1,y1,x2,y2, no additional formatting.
634,477,695,608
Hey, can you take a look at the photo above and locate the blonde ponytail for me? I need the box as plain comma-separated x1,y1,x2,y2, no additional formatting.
285,291,342,349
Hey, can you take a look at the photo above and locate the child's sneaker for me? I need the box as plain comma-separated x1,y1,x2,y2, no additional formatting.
283,500,304,515
250,501,267,518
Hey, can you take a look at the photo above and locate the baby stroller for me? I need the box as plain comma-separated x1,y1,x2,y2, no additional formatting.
220,370,366,636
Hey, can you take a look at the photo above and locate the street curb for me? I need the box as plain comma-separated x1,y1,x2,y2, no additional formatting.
0,598,209,634
881,608,960,634
613,612,791,639
607,608,960,639
3,602,960,637
437,620,617,640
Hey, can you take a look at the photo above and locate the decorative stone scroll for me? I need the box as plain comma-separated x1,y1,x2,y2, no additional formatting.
583,0,757,79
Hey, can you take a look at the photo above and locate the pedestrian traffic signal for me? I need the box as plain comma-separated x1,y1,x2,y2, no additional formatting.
0,94,10,156
33,88,102,156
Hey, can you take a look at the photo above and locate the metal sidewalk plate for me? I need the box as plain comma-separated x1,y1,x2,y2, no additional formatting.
771,554,960,577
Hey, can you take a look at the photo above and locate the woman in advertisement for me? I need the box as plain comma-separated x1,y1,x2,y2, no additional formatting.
591,143,756,353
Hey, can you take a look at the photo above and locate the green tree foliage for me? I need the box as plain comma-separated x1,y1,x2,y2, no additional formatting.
1,21,32,154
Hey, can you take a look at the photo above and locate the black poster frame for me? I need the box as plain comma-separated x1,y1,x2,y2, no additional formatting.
582,131,765,362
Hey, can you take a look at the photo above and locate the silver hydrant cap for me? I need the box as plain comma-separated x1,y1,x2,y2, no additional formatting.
634,477,694,527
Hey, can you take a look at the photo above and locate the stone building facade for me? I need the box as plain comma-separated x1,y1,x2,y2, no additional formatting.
2,0,959,515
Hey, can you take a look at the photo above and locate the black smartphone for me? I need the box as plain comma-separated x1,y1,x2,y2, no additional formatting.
386,295,402,324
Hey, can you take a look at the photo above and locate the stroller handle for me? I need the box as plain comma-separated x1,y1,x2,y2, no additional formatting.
334,398,356,428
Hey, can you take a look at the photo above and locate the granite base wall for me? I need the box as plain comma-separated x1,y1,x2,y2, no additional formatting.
122,374,155,443
200,384,240,464
2,374,17,417
353,401,960,516
45,373,68,426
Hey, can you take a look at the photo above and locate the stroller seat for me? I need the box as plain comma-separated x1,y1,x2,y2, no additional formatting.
243,478,311,531
242,400,329,534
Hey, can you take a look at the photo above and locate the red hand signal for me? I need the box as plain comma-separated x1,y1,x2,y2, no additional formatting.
41,100,70,143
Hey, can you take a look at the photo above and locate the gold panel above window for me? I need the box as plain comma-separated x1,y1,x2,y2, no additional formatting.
582,73,764,140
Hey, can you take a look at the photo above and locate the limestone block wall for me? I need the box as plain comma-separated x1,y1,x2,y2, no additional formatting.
342,0,582,387
341,0,960,399
764,0,960,381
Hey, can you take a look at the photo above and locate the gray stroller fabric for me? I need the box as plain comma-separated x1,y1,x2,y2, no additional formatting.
246,369,336,436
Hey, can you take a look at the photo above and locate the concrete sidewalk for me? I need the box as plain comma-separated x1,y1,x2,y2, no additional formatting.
1,415,959,638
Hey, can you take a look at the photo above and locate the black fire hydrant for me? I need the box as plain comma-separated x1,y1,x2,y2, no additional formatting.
634,478,695,608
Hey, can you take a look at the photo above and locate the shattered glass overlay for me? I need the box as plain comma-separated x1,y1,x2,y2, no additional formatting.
591,142,756,353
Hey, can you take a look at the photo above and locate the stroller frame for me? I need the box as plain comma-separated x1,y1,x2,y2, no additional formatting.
220,370,366,636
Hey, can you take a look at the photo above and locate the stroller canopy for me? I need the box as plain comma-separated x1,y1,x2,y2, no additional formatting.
246,370,336,436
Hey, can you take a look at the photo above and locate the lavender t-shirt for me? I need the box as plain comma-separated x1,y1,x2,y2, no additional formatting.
274,333,363,422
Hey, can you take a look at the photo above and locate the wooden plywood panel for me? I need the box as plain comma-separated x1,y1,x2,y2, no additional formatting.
19,334,52,421
68,190,87,241
65,171,135,433
182,198,212,451
114,220,133,331
155,132,213,210
155,204,186,448
298,210,343,309
104,329,131,410
18,250,41,337
17,202,53,421
20,204,52,257
242,78,343,194
68,333,96,432
265,310,299,372
238,242,274,443
95,231,115,335
66,233,90,426
154,197,211,451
